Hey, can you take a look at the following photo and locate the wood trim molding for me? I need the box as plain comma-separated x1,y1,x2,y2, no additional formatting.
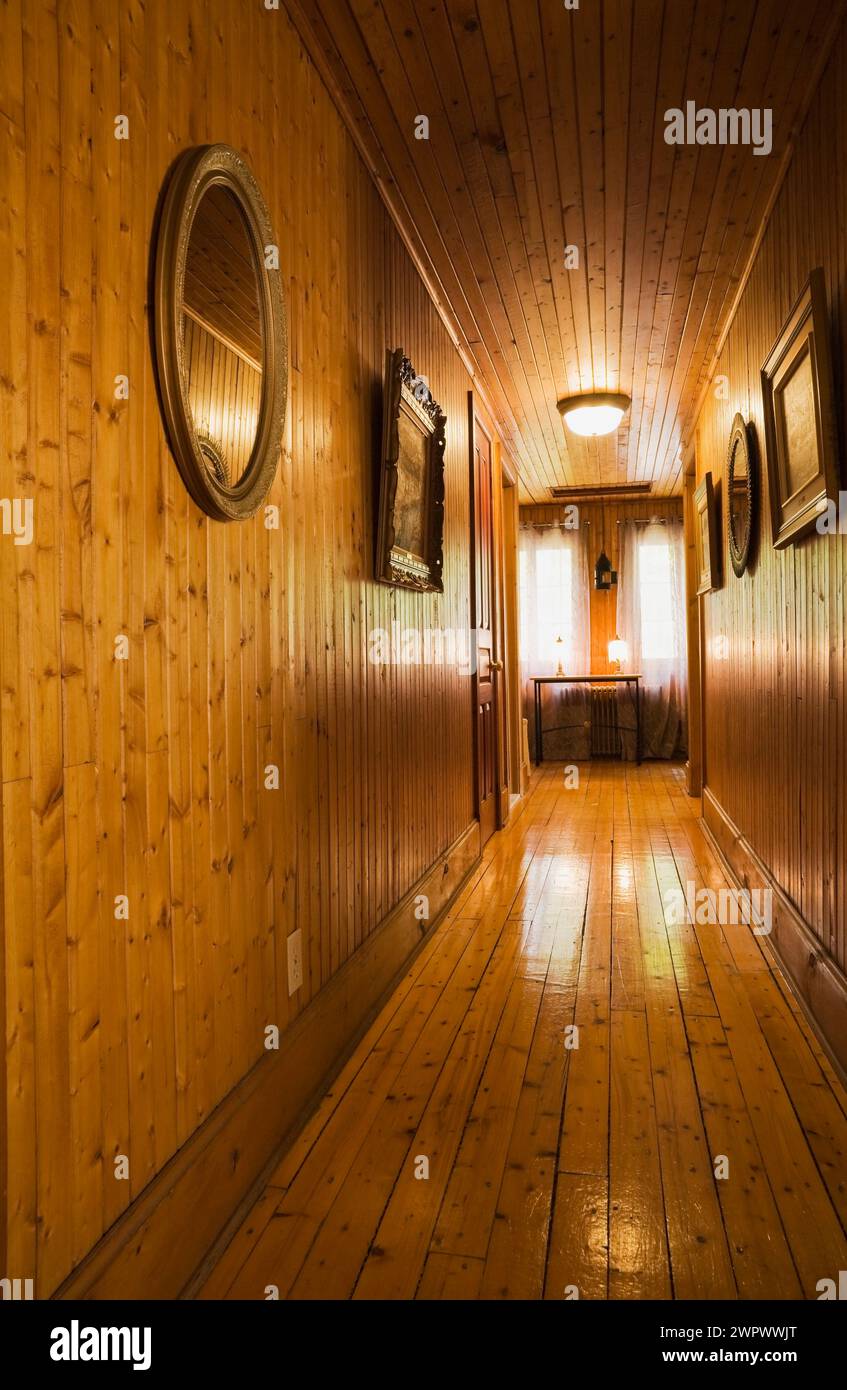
702,789,847,1079
53,820,482,1300
491,436,510,830
682,470,703,797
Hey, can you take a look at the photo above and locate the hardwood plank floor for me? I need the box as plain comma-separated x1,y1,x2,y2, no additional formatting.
198,763,847,1300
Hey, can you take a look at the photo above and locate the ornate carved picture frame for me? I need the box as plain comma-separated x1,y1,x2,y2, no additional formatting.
376,349,446,592
761,267,839,550
694,471,720,595
153,144,288,521
726,413,757,577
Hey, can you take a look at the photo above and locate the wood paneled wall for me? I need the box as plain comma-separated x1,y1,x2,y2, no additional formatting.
519,498,683,673
694,18,847,991
184,317,262,482
0,0,478,1295
290,0,845,502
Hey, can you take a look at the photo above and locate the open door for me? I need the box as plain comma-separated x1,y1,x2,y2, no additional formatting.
470,403,502,845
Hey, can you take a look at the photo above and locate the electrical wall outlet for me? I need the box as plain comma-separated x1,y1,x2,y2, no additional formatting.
287,929,303,996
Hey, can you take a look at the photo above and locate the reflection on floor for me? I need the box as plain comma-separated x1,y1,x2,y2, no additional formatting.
199,762,847,1300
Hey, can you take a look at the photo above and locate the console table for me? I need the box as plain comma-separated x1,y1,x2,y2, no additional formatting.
531,674,642,766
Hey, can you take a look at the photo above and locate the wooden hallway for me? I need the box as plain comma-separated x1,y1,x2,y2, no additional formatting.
9,1,847,1351
198,763,847,1302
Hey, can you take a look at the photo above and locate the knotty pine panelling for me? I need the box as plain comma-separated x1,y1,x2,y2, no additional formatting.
0,0,475,1295
694,17,847,981
292,0,845,501
520,499,682,674
183,317,262,482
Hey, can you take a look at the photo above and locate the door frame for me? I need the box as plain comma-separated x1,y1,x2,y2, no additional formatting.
499,450,523,803
683,445,704,796
468,393,510,833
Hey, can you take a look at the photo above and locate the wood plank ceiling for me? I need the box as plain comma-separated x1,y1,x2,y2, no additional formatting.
289,0,843,499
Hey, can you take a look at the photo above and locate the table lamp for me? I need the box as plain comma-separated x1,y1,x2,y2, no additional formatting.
608,635,628,672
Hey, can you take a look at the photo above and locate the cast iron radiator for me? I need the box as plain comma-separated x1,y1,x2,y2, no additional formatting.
590,685,621,759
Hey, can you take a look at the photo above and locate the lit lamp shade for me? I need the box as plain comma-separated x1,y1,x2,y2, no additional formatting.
608,637,628,668
556,391,631,437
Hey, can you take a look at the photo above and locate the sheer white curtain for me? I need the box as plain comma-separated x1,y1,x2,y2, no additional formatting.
519,524,591,760
616,519,687,760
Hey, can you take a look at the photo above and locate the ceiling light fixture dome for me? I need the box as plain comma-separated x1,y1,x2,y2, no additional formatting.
556,391,631,437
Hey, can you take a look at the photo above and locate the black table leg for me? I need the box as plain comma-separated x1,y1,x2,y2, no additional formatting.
636,679,641,765
534,681,542,764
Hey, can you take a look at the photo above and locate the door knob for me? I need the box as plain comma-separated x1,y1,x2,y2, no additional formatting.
490,660,504,671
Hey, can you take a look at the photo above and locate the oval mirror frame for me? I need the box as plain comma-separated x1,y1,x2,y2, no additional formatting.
154,144,287,521
727,412,756,577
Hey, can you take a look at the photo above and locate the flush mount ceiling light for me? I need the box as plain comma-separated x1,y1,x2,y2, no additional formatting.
556,392,631,437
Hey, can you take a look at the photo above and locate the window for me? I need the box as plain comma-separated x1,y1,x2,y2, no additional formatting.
638,538,676,660
519,544,574,669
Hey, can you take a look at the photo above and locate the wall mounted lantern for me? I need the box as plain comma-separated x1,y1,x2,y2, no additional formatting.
594,549,617,590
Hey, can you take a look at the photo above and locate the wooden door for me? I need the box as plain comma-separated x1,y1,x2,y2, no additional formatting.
472,413,499,845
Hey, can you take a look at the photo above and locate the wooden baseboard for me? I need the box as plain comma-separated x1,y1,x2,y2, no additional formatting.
54,820,481,1300
702,788,847,1076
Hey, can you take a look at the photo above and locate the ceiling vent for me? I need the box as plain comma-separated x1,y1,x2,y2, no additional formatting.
549,482,652,501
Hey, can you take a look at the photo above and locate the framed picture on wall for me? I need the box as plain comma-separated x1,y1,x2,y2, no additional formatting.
376,348,446,592
694,471,720,594
761,267,839,549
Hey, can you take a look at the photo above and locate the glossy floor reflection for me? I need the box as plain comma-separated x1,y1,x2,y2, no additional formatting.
199,763,847,1300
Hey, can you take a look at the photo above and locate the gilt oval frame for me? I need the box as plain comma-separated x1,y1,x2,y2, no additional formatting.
727,413,756,577
153,144,288,521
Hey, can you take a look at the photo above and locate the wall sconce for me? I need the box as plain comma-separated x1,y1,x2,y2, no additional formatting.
608,635,628,671
594,549,617,590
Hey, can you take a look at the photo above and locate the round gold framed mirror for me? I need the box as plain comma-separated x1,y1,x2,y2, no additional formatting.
153,145,287,521
727,412,756,577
